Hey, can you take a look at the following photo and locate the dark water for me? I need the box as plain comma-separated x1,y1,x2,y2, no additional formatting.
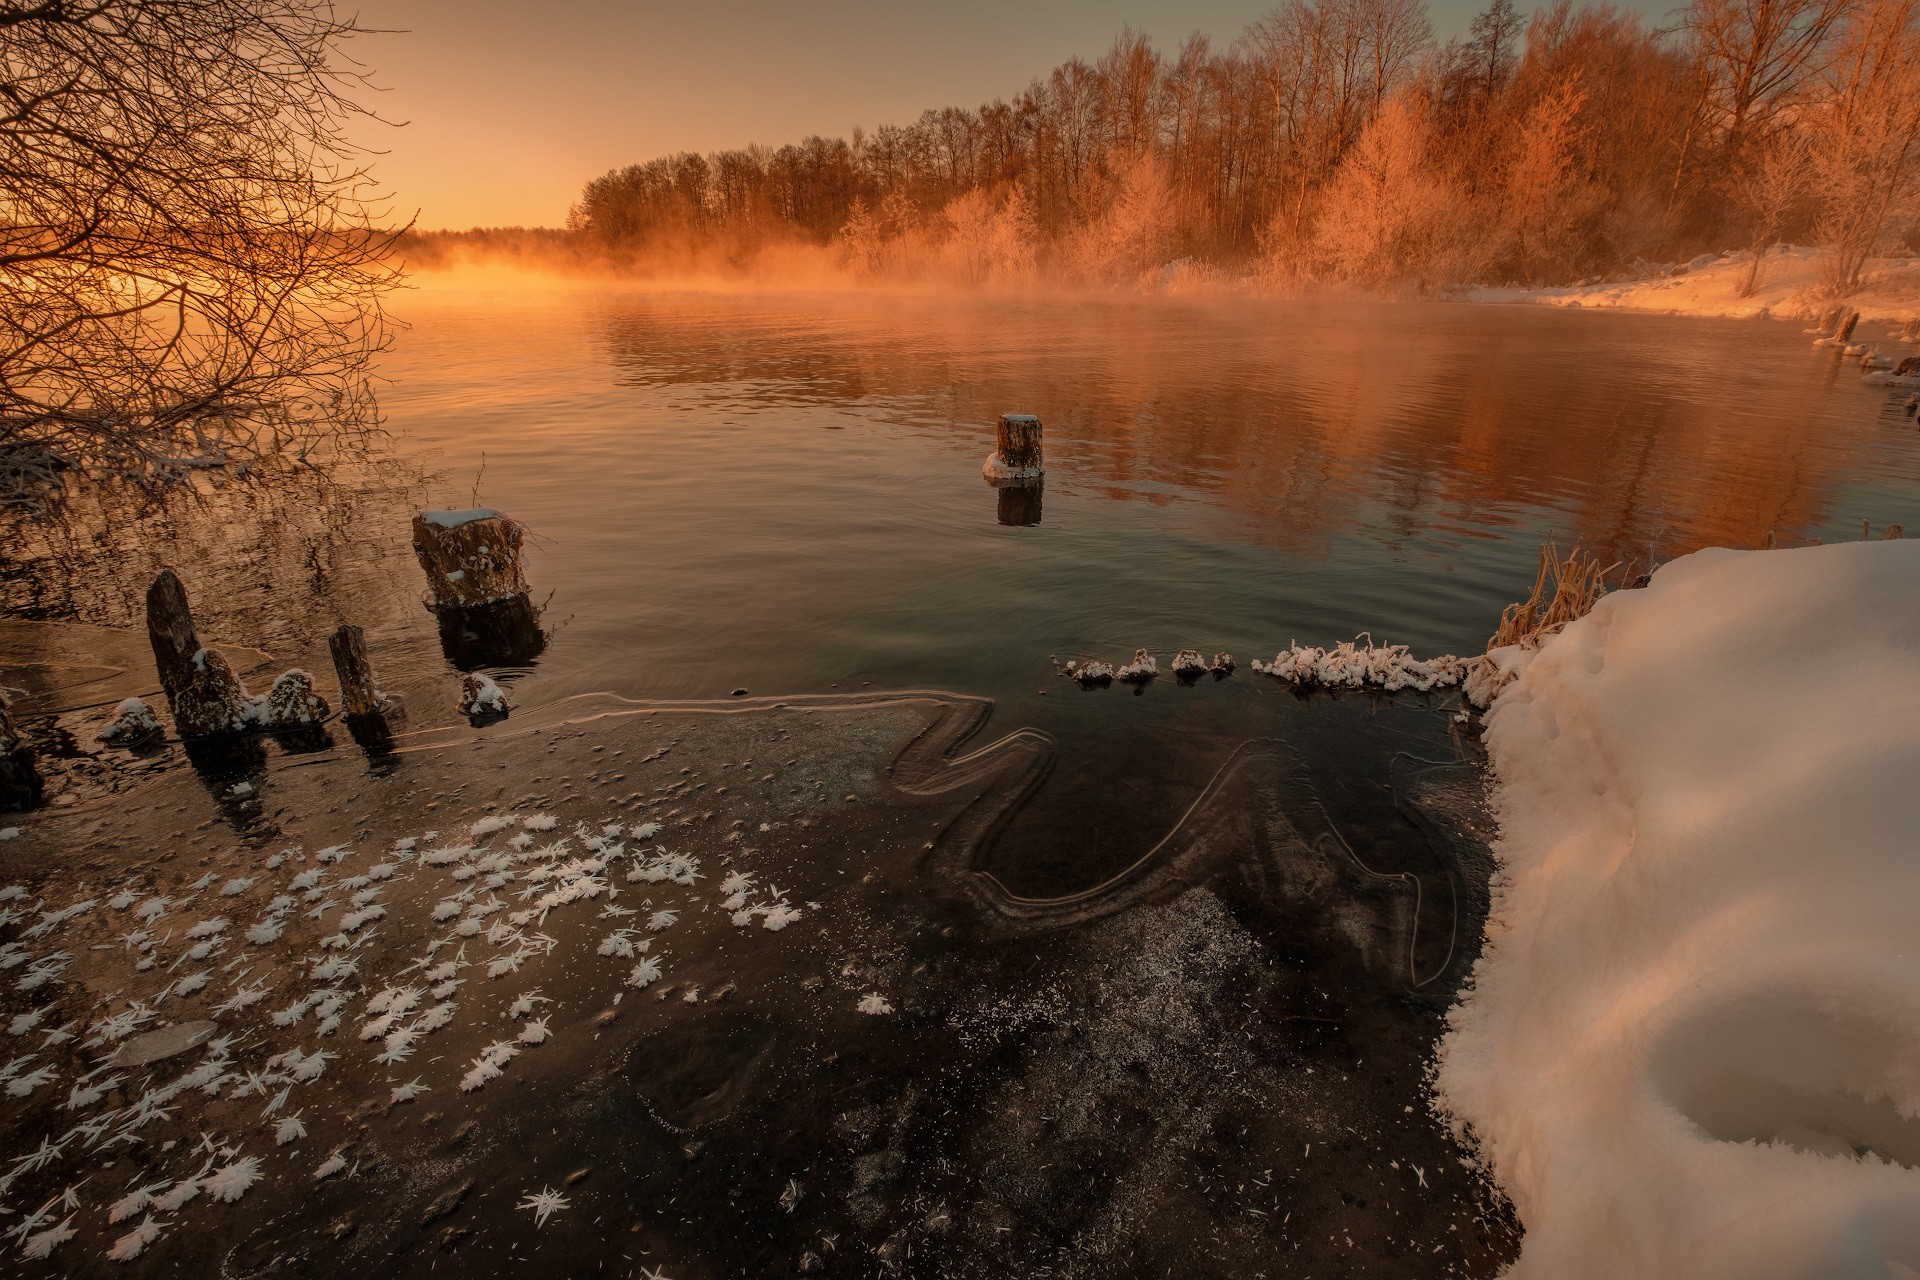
7,277,1920,892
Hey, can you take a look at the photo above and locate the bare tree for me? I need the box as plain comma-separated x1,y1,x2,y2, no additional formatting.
0,0,401,506
1680,0,1854,165
1731,128,1815,294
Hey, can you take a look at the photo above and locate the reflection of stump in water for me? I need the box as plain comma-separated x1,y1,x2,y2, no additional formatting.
0,694,43,811
996,480,1043,527
433,594,546,670
182,731,268,821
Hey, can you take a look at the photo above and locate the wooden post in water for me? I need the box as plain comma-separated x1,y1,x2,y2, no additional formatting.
410,510,528,609
983,413,1044,485
146,569,252,737
1836,311,1860,344
0,693,43,811
328,625,384,720
997,414,1043,472
411,509,547,669
146,569,200,706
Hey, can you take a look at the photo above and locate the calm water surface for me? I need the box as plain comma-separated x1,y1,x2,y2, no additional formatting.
14,275,1920,892
369,276,1920,892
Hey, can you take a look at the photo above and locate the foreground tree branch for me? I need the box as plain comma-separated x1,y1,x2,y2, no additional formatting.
0,0,403,506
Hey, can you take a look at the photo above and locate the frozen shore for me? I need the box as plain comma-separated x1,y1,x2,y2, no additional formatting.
1437,540,1920,1278
1462,245,1920,323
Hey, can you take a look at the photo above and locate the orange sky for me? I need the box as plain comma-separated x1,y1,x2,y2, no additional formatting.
348,1,1666,230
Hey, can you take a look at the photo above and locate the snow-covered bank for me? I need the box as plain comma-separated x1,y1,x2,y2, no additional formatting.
1465,246,1920,323
1436,540,1920,1279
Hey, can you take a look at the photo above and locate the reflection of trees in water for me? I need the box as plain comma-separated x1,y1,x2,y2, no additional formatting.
0,459,428,660
593,296,1851,561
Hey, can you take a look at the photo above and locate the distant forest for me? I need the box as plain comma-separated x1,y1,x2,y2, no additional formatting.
421,0,1920,293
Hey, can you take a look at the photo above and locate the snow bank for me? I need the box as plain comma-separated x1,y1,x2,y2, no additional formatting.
1436,540,1920,1279
1466,246,1920,323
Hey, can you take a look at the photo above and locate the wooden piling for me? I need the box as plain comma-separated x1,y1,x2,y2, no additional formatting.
1836,311,1859,344
984,414,1044,483
145,569,251,737
0,694,44,811
997,414,1043,471
410,510,529,610
146,569,200,705
328,625,384,720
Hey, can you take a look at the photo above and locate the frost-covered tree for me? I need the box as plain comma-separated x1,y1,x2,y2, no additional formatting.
1312,91,1481,289
1500,74,1602,282
1807,0,1920,290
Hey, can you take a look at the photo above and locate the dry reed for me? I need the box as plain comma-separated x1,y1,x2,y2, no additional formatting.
1485,542,1618,652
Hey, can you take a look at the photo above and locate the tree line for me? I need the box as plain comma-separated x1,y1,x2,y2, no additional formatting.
562,0,1920,293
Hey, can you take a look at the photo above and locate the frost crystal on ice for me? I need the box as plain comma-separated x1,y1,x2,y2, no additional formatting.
518,1185,569,1227
203,1155,263,1202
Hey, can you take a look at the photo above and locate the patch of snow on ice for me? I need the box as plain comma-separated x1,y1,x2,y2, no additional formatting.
422,507,501,528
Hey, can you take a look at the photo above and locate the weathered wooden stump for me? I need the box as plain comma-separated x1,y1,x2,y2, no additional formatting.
98,697,163,747
174,650,254,736
146,568,202,705
460,673,509,723
411,510,546,669
1894,356,1920,378
146,569,253,738
1903,318,1919,344
0,693,44,811
996,481,1043,527
1836,310,1859,344
983,413,1044,484
1818,306,1843,335
411,510,528,609
328,625,386,720
255,669,330,730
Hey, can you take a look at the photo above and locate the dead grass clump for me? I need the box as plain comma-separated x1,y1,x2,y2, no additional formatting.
1487,543,1617,650
1465,542,1618,709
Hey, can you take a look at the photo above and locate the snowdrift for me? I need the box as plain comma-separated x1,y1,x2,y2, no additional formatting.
1466,246,1920,323
1437,540,1920,1279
